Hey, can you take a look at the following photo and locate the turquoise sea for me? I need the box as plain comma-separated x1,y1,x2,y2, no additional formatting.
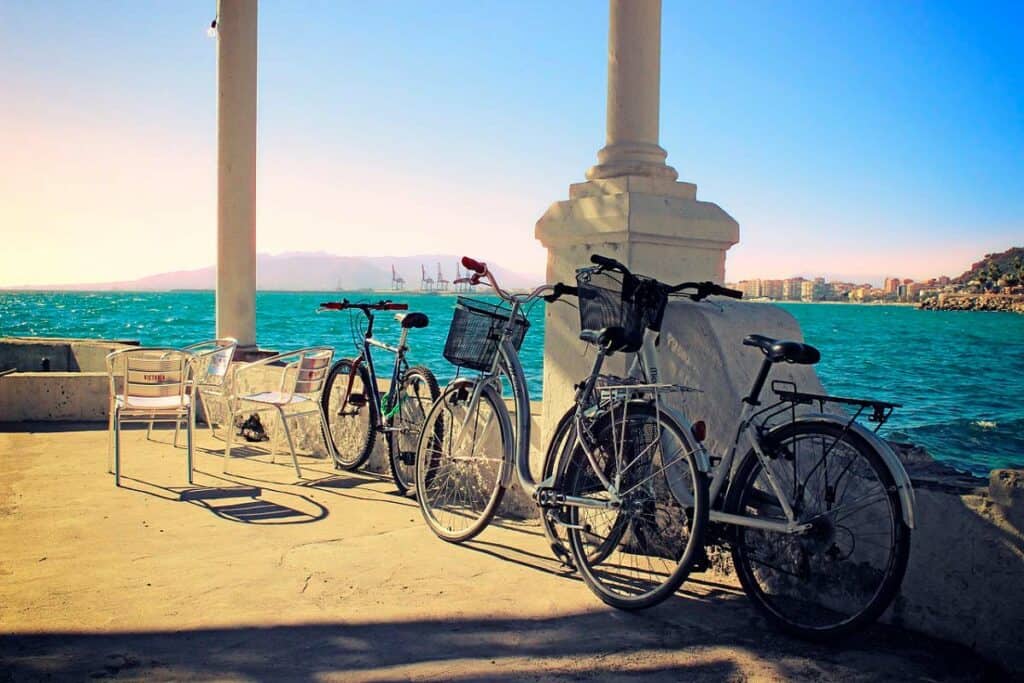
2,291,1022,476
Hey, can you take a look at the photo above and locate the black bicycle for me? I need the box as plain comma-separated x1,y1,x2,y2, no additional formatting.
319,299,439,495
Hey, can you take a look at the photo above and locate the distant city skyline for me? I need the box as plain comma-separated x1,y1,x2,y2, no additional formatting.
1,1,1021,287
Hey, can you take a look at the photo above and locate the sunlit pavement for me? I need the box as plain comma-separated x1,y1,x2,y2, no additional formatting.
0,424,998,682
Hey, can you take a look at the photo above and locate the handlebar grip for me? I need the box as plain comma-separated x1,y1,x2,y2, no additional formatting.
590,254,625,271
461,256,486,274
543,283,580,303
381,302,408,310
716,286,743,299
319,301,346,310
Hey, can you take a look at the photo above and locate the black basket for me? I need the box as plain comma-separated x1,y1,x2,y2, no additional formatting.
443,297,530,372
576,269,667,352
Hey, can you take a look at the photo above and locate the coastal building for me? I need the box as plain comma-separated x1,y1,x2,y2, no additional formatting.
762,279,784,300
782,277,805,301
884,277,901,294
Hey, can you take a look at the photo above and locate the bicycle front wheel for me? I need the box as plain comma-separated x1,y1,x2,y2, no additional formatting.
415,380,509,543
388,366,440,496
564,402,708,610
726,421,911,640
321,358,377,470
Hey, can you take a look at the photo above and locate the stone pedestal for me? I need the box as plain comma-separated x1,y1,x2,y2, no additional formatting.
534,175,740,439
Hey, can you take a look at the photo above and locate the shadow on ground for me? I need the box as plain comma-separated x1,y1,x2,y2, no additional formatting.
0,609,1003,682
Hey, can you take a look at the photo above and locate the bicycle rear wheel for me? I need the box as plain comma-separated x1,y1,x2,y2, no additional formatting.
725,421,911,640
388,366,440,496
564,402,708,610
415,379,509,543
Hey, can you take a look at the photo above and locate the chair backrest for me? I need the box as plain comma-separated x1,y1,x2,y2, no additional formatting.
107,348,191,405
187,339,237,388
281,348,333,401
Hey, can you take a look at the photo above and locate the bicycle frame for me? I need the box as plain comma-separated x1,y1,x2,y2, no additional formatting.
335,308,415,432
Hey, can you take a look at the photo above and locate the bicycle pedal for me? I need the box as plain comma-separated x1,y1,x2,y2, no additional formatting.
550,542,576,570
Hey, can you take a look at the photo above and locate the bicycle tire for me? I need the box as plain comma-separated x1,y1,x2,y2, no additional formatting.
388,366,440,496
415,379,509,543
564,402,709,610
321,358,377,471
725,420,911,641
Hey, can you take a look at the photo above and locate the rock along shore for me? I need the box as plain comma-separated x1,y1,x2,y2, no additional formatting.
919,292,1024,313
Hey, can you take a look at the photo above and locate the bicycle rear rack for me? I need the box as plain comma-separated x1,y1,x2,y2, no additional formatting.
765,380,901,433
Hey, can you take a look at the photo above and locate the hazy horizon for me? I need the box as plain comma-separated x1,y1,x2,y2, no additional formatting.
1,1,1021,287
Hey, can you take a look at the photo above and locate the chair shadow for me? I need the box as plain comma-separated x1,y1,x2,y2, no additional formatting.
116,472,328,526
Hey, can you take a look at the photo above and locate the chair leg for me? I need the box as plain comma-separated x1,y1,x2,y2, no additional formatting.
278,408,302,479
317,403,340,467
107,401,115,474
147,415,154,441
205,394,219,439
224,410,235,474
186,408,194,485
114,411,122,487
174,414,182,448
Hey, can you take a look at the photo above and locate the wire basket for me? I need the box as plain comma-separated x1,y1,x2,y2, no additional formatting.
443,297,530,372
576,269,667,352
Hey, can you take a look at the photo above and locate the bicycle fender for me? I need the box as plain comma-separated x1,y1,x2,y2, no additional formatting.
775,413,916,529
645,402,712,474
448,376,515,490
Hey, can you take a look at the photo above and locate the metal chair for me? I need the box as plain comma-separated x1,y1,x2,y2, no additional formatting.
223,347,336,478
106,348,196,487
179,338,238,438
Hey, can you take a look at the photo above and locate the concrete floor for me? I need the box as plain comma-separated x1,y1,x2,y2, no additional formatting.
0,423,1005,682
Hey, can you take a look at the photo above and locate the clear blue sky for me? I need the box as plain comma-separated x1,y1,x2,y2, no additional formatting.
1,0,1020,286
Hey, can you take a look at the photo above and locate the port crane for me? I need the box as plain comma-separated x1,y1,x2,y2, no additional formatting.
435,262,450,291
420,264,435,291
391,265,405,290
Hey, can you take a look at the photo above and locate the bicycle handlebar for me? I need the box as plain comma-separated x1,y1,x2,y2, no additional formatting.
319,300,408,311
585,254,744,302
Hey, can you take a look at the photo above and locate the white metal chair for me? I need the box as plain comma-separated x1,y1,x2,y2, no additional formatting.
106,348,196,487
180,338,238,438
223,347,336,479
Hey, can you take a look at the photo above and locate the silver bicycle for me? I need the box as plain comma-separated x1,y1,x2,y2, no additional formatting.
414,255,733,610
540,259,916,639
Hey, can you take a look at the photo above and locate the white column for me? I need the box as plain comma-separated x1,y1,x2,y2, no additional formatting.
587,0,677,181
535,0,741,446
215,0,258,348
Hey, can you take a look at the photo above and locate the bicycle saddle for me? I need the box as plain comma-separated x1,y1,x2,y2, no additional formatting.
396,312,429,329
579,326,638,353
743,334,820,365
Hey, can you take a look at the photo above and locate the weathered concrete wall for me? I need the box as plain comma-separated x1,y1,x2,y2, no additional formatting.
0,337,135,373
0,338,136,422
888,454,1024,672
0,372,109,421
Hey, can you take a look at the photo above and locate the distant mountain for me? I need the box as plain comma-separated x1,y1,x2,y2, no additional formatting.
955,247,1024,284
9,252,542,292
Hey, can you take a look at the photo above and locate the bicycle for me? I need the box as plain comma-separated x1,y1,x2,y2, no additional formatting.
539,259,916,639
319,299,439,495
414,256,735,609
